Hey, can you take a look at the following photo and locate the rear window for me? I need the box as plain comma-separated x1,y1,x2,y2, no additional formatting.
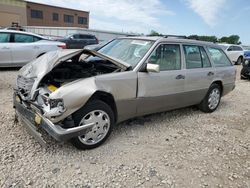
0,33,10,43
208,47,232,67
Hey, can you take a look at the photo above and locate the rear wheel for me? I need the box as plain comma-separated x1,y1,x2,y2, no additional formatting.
71,100,114,150
236,56,243,65
199,83,222,113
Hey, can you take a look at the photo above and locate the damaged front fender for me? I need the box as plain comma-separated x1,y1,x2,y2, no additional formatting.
47,77,98,123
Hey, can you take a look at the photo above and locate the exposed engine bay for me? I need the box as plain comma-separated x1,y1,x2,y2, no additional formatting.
40,54,121,88
31,53,122,119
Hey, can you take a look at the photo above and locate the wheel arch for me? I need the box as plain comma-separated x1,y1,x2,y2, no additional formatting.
86,91,118,122
211,80,223,94
37,52,46,58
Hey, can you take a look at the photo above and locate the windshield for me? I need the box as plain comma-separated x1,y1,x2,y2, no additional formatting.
98,39,154,68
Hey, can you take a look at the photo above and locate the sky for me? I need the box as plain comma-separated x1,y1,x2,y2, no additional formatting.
29,0,250,44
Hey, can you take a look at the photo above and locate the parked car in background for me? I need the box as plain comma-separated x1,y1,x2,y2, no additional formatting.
14,36,236,149
3,26,26,32
243,46,250,60
218,44,244,65
58,33,98,49
0,30,66,67
241,57,250,80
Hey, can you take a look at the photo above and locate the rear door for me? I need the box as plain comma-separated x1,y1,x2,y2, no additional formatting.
0,32,12,65
183,45,215,105
137,43,186,115
11,33,38,65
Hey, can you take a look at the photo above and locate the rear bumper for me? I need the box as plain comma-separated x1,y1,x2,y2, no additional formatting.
13,92,94,144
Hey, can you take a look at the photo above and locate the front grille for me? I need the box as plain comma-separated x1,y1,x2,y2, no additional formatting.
17,75,35,99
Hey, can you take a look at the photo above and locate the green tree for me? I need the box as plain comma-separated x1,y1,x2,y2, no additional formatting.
219,35,241,44
148,30,162,36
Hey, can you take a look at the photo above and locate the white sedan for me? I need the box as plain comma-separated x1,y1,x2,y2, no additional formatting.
0,30,66,67
218,44,244,65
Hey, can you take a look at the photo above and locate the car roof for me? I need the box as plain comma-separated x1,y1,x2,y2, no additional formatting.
68,33,95,36
118,36,220,47
0,30,47,39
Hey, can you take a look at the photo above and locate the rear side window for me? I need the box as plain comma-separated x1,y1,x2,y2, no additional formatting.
0,33,10,43
233,46,243,51
14,34,34,43
72,34,80,39
183,45,211,69
200,47,211,68
79,35,95,39
208,47,232,67
33,36,41,42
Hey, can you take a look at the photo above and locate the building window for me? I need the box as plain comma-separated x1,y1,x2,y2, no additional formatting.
64,15,74,23
31,9,43,19
78,17,87,25
52,13,59,21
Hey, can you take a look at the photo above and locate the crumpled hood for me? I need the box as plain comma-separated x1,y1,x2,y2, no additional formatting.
17,49,131,100
19,49,82,79
19,49,131,80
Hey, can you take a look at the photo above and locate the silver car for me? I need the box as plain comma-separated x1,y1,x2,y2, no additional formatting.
14,36,236,149
0,30,66,67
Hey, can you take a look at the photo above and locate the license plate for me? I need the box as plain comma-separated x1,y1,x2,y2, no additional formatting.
35,114,42,125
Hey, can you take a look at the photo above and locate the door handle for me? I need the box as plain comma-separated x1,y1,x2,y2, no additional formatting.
176,74,185,80
207,72,214,76
33,46,39,49
2,47,10,49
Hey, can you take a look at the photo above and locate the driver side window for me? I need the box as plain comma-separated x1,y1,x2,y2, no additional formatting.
148,44,181,71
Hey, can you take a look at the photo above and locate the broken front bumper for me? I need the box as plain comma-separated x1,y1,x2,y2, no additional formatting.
13,92,94,146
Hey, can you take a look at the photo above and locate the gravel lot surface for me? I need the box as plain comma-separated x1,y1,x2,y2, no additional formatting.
0,66,249,188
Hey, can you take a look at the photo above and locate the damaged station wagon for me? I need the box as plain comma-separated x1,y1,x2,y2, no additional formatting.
14,36,236,149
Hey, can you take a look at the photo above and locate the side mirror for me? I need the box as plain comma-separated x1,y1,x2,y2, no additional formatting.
69,36,74,40
227,48,232,51
146,63,160,73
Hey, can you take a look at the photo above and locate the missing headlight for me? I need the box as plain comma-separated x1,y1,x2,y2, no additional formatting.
49,99,64,109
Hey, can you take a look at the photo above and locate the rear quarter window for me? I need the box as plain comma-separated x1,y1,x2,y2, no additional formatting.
208,47,232,67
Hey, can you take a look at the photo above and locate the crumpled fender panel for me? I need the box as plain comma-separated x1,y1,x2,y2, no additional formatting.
48,71,137,123
48,77,97,123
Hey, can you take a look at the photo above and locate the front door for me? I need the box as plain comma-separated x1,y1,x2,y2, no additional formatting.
137,43,186,116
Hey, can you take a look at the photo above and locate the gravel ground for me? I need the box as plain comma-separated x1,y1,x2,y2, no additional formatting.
0,66,249,188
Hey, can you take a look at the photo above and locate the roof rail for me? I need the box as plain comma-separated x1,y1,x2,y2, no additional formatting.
163,35,188,39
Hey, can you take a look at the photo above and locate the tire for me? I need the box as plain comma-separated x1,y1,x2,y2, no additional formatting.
199,83,222,113
71,100,114,150
236,56,243,65
241,75,247,80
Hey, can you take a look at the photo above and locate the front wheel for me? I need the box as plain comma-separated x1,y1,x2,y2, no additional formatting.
199,83,222,113
71,100,114,150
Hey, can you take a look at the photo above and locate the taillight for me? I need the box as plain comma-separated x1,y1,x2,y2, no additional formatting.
58,44,66,49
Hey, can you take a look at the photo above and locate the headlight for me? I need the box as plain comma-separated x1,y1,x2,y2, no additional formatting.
41,95,64,109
